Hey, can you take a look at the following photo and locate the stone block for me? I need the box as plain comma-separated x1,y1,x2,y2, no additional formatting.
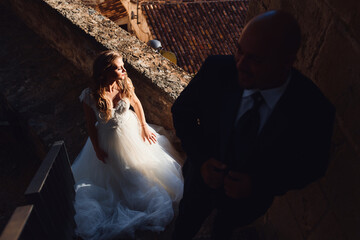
324,0,360,41
285,182,328,238
311,18,360,146
307,210,347,240
260,196,303,240
320,138,360,239
292,0,334,77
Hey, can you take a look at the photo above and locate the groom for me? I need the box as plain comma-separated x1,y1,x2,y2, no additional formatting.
171,10,335,240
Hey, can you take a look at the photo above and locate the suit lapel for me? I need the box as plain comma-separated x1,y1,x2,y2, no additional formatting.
256,102,289,154
255,70,298,156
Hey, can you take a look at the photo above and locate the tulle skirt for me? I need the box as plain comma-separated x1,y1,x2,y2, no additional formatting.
72,110,184,240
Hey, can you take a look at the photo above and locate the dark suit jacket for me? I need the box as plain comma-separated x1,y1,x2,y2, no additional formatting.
172,55,335,198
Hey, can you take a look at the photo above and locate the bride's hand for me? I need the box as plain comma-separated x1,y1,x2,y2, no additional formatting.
95,147,108,163
141,124,157,144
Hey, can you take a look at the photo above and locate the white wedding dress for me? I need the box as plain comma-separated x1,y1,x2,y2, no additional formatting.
72,88,184,240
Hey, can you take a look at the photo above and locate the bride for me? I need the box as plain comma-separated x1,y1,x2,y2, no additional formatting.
71,50,184,240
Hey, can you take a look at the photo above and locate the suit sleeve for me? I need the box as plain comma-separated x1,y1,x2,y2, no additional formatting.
171,59,210,168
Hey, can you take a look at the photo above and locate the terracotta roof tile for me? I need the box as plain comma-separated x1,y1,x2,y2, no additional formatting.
142,0,249,73
97,0,127,23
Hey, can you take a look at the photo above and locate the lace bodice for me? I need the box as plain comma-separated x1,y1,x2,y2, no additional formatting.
79,88,131,127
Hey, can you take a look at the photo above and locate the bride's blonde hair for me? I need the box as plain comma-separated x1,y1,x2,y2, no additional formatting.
92,50,134,122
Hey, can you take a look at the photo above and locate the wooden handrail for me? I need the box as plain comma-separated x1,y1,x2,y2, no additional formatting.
0,141,76,240
0,205,33,240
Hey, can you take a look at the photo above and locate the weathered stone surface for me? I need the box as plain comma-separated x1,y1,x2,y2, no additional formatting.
260,196,303,240
307,211,347,240
324,0,360,42
7,0,192,129
0,3,88,161
313,20,360,150
285,182,328,238
320,129,360,239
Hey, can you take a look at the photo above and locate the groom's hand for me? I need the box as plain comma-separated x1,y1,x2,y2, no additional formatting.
201,158,227,189
224,171,252,199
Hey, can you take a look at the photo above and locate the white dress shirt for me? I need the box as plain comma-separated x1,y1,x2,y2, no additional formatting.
235,74,291,133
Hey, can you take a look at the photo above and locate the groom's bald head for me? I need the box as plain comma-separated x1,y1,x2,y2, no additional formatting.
235,10,301,89
242,10,301,58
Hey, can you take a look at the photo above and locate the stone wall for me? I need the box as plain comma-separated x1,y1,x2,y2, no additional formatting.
247,1,360,239
7,0,191,130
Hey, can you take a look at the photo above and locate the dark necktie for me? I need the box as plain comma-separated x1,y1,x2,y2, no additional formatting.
227,91,264,170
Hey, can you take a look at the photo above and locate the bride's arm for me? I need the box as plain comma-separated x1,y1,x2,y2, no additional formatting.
129,92,157,144
83,102,108,163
